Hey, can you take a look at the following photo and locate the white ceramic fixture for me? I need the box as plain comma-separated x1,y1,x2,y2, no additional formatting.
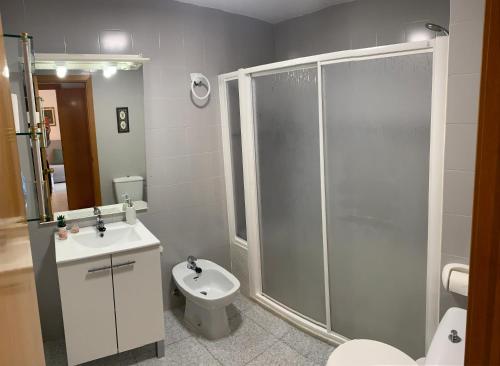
326,307,467,366
55,219,157,263
172,259,240,339
55,220,165,365
113,175,144,203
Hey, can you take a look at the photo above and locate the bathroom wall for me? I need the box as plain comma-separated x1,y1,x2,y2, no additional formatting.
92,69,146,205
273,0,449,60
439,0,485,316
0,0,274,340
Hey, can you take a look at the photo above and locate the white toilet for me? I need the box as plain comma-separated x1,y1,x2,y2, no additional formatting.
327,307,466,366
113,176,144,203
172,258,240,340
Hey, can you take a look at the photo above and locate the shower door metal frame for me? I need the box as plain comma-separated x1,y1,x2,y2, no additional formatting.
221,38,449,348
218,71,248,251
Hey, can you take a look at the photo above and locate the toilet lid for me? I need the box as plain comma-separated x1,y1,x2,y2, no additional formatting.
327,339,418,366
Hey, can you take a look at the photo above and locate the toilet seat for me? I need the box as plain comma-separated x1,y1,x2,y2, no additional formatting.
327,339,417,366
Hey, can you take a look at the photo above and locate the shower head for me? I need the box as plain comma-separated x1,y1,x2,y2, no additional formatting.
425,23,449,35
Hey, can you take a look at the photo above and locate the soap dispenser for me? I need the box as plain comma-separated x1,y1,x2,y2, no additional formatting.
125,196,136,225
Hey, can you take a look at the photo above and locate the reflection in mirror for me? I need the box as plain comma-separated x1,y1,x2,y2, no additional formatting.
34,60,147,221
4,34,41,221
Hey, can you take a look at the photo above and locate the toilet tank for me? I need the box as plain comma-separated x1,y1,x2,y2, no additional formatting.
113,176,144,203
425,307,466,366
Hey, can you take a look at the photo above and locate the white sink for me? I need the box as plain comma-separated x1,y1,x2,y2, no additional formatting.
55,220,160,264
72,225,142,248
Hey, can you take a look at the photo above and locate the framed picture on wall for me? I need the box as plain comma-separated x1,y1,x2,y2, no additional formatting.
116,107,130,133
44,107,56,126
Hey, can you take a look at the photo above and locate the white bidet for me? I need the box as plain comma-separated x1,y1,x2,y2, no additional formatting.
172,259,240,339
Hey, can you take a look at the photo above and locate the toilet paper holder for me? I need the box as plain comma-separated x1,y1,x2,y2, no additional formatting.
442,263,469,295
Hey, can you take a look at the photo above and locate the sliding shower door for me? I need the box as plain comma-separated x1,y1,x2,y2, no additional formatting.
322,53,433,357
253,67,326,324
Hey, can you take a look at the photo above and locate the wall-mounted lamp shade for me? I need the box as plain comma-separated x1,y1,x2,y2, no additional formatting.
99,30,132,53
56,65,67,78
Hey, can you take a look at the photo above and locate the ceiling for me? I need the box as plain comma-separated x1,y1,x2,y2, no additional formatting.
175,0,354,24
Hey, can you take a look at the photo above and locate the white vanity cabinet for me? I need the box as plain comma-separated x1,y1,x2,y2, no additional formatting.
57,244,164,366
112,247,164,352
58,256,117,365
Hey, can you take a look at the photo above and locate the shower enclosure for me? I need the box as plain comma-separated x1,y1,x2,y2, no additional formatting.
219,38,448,358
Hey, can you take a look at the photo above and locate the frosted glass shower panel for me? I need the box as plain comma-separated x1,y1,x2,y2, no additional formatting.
323,53,433,358
227,79,247,240
253,67,326,324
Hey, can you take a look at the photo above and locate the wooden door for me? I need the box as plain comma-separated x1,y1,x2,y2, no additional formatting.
57,256,117,365
464,0,500,364
56,85,98,210
112,246,164,352
0,22,46,366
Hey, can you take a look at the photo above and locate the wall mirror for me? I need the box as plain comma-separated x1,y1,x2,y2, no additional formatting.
34,55,148,221
6,42,150,223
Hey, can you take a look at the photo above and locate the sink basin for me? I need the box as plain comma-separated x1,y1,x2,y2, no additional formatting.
55,220,160,264
72,225,142,248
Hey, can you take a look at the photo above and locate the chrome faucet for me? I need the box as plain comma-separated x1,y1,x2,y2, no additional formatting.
187,256,202,274
94,207,106,235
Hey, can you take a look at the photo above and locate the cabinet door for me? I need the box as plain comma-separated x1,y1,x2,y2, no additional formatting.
58,256,117,366
112,246,164,352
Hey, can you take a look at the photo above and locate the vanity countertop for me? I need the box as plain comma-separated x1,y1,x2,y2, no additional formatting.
55,219,160,264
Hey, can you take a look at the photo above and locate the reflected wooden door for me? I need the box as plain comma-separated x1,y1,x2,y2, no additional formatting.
56,85,97,210
36,75,101,212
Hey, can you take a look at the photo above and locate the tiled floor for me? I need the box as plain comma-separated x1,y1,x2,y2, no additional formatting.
44,294,335,366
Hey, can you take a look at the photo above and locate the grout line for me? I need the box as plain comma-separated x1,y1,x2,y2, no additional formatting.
443,211,474,216
242,338,282,366
444,170,475,174
192,337,224,366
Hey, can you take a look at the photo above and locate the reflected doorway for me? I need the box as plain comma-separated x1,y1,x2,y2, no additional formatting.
35,75,102,212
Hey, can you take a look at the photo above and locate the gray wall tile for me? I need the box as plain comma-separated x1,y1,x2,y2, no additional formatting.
444,124,478,171
443,170,475,215
440,0,485,315
441,214,472,258
0,0,273,340
273,0,450,61
446,73,481,124
450,0,486,24
448,20,484,75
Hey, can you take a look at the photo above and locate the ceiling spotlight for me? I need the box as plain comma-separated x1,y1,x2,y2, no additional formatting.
56,65,67,78
103,65,117,78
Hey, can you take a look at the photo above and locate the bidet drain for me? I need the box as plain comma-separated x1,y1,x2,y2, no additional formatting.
200,291,208,295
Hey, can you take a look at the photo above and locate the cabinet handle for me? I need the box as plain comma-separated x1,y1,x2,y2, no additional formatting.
88,265,111,273
112,260,136,269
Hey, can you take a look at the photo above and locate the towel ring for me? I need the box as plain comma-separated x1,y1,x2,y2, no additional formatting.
190,73,211,100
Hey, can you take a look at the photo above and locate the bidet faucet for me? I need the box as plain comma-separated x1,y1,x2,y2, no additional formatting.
187,256,202,273
94,207,106,234
187,256,197,270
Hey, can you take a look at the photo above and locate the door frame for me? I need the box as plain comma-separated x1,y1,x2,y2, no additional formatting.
464,0,500,364
34,74,102,208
